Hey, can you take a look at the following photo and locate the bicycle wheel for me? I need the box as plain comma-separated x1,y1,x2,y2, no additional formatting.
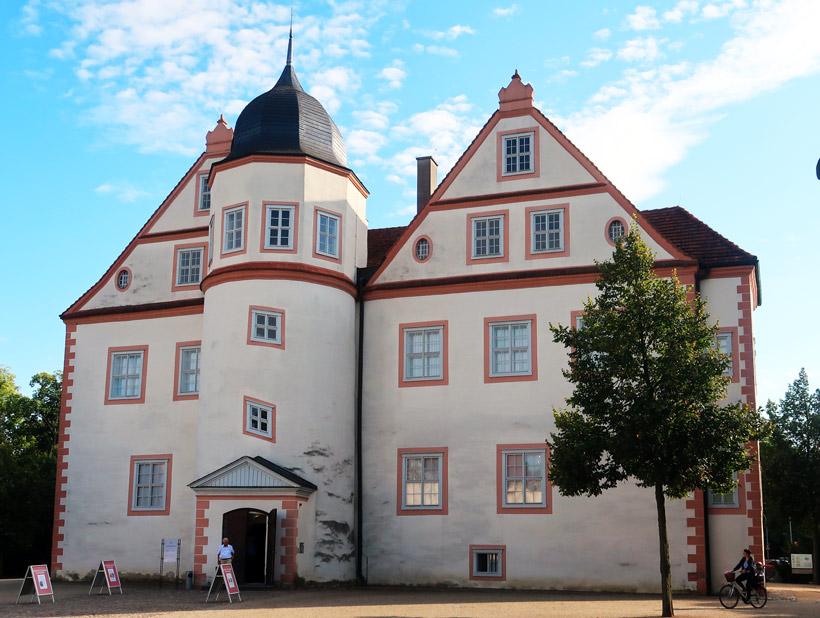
749,586,767,608
719,584,739,608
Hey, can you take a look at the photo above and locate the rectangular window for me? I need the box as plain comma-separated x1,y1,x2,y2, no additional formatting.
247,306,285,349
485,316,537,383
265,205,295,250
531,209,563,253
404,327,442,381
472,215,504,258
176,247,203,286
490,320,532,377
108,349,146,402
133,460,166,510
503,132,533,175
127,454,173,516
178,346,200,395
709,472,740,508
223,205,245,254
716,332,733,377
198,174,211,212
316,211,340,259
469,545,507,581
243,397,275,441
397,447,448,515
497,443,552,514
503,450,546,507
208,215,215,266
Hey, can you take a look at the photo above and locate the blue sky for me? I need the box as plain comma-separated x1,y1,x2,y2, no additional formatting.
1,0,818,405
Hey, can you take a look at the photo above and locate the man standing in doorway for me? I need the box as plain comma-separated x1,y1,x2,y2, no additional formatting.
217,538,235,564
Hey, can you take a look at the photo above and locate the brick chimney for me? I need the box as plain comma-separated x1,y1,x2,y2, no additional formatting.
416,156,438,213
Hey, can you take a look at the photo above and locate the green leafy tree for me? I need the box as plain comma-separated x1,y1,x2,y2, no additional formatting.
548,226,766,617
0,370,61,576
761,369,820,583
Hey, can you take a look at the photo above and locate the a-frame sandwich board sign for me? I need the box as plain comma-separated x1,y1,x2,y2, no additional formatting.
89,560,123,595
205,563,241,603
16,564,55,604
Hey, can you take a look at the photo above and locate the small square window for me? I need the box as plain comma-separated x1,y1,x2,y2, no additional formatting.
469,545,506,580
265,204,296,251
243,397,275,441
502,132,534,175
248,307,285,349
198,174,211,212
316,211,341,259
223,205,245,254
472,215,504,259
176,247,204,286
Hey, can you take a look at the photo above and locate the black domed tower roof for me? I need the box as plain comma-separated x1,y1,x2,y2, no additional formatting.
222,29,347,168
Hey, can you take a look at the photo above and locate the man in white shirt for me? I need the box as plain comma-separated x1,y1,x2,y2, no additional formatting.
217,538,235,564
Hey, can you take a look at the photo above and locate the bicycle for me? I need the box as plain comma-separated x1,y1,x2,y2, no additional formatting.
719,570,767,609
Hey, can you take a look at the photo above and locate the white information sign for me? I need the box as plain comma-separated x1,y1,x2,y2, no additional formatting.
791,553,813,570
163,538,179,562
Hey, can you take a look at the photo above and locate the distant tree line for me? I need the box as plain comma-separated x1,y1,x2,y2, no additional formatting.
0,366,60,577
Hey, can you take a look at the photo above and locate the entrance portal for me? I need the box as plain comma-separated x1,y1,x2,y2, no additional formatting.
221,508,277,585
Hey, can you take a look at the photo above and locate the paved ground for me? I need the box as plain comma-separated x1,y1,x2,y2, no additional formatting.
2,579,819,618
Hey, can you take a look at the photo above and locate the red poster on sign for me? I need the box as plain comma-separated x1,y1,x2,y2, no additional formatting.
103,561,121,587
221,564,239,594
31,565,53,595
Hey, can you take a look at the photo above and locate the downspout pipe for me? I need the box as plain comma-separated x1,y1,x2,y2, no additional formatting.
694,274,713,595
355,276,365,584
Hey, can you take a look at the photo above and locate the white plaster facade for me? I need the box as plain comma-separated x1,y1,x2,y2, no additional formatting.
53,71,762,594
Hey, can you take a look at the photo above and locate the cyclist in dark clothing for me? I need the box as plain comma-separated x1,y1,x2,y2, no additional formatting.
733,549,756,602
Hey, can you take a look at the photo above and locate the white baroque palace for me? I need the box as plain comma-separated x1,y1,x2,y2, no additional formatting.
53,42,762,593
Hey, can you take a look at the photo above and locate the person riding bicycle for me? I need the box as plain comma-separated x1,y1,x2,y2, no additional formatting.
733,548,756,603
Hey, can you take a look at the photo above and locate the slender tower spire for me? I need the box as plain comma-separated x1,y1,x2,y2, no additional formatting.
287,10,293,66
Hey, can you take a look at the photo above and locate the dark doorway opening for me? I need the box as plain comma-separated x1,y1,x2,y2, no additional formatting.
221,508,277,586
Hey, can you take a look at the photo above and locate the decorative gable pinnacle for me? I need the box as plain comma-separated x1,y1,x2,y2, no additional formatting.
498,69,534,111
206,114,234,153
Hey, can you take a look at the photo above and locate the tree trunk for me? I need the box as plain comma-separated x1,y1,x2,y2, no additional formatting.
656,483,674,617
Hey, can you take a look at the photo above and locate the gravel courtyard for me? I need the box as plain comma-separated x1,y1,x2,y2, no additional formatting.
2,579,819,617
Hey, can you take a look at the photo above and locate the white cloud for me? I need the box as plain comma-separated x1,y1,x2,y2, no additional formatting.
594,28,611,40
413,44,459,57
702,1,747,20
580,47,612,68
346,129,387,156
493,5,519,18
94,180,151,203
378,60,406,88
549,69,578,82
425,25,475,40
564,0,820,202
19,1,42,36
663,0,700,23
626,6,660,30
618,36,666,63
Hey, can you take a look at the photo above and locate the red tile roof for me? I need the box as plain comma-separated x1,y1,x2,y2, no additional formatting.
641,206,757,267
367,226,407,268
